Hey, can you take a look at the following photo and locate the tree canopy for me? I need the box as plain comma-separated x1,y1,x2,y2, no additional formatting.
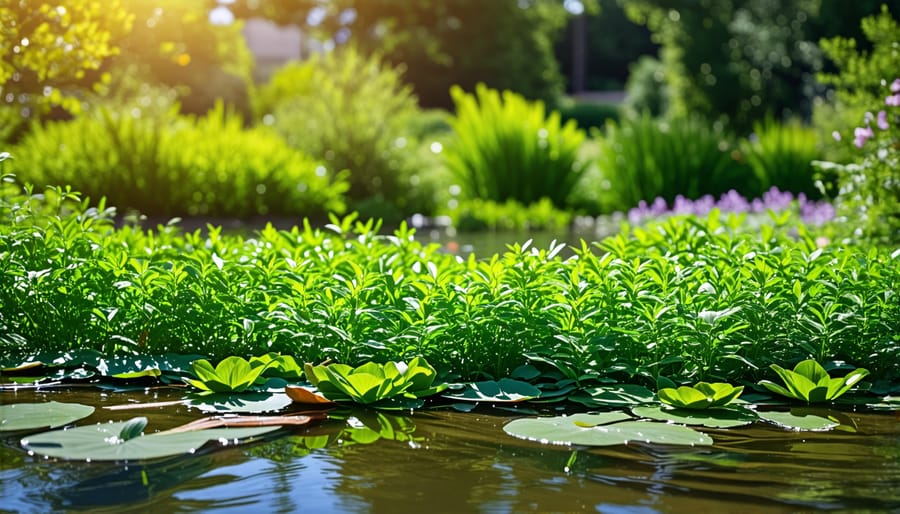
0,0,133,115
222,0,592,107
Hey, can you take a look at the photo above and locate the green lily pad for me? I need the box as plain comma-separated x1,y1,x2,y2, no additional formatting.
0,402,95,432
503,414,713,447
568,384,655,408
756,410,839,431
631,405,757,428
568,412,634,427
186,392,294,414
21,419,279,461
442,378,541,402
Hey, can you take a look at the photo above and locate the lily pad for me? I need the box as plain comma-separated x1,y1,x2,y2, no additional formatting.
568,384,655,408
568,412,634,427
21,420,279,461
503,414,713,447
0,402,95,432
442,378,541,402
631,405,757,428
186,392,294,414
756,410,839,431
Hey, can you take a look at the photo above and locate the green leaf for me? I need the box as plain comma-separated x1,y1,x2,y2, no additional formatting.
21,420,279,461
503,414,713,447
758,380,795,400
756,410,839,431
658,386,710,409
568,384,655,408
0,402,95,432
632,405,757,428
186,392,294,414
118,417,147,441
794,360,829,384
568,412,633,427
441,378,542,402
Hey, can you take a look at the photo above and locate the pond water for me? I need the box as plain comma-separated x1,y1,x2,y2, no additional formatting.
2,387,899,514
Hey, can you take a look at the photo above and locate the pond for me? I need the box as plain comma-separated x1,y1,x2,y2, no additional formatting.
2,388,899,513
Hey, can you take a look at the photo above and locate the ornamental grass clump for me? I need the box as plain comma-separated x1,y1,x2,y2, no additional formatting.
591,113,753,212
444,83,588,208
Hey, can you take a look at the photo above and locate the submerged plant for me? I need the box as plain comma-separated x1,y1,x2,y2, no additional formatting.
758,360,869,403
657,382,744,410
303,357,448,409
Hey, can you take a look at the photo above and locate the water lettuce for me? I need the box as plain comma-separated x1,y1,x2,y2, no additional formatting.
758,360,869,403
303,357,447,409
657,382,744,410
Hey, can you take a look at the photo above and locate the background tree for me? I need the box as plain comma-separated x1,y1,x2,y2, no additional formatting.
554,0,658,92
622,0,890,132
223,0,590,108
93,0,255,118
0,0,132,118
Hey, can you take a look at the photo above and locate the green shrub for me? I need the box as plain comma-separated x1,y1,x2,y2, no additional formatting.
623,55,670,118
816,6,900,243
591,113,753,212
258,47,431,218
742,117,822,198
12,104,348,217
444,84,588,209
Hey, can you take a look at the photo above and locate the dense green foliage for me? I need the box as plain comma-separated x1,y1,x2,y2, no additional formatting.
257,48,432,219
622,0,891,130
447,198,573,232
2,184,897,386
742,117,822,197
444,84,588,208
586,114,752,213
10,105,348,217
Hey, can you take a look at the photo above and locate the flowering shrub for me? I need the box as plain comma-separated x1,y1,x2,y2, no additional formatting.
816,6,900,243
823,78,900,243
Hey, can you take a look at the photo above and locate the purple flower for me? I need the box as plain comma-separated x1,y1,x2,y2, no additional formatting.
887,94,900,107
854,126,874,148
892,78,900,93
877,110,889,130
832,130,841,142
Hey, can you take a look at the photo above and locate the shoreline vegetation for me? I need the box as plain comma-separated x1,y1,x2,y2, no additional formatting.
2,180,897,395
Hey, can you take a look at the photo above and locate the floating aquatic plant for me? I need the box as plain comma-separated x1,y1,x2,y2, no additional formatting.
657,382,744,410
758,360,869,403
503,412,713,447
20,417,282,461
303,357,447,409
0,402,95,433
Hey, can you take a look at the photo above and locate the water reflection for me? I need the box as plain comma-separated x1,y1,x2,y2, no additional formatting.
3,395,900,513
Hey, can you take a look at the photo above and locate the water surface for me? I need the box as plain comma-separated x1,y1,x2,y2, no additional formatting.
2,388,898,513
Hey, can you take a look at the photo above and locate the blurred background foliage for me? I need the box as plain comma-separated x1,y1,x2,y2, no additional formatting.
0,0,898,241
225,0,588,109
